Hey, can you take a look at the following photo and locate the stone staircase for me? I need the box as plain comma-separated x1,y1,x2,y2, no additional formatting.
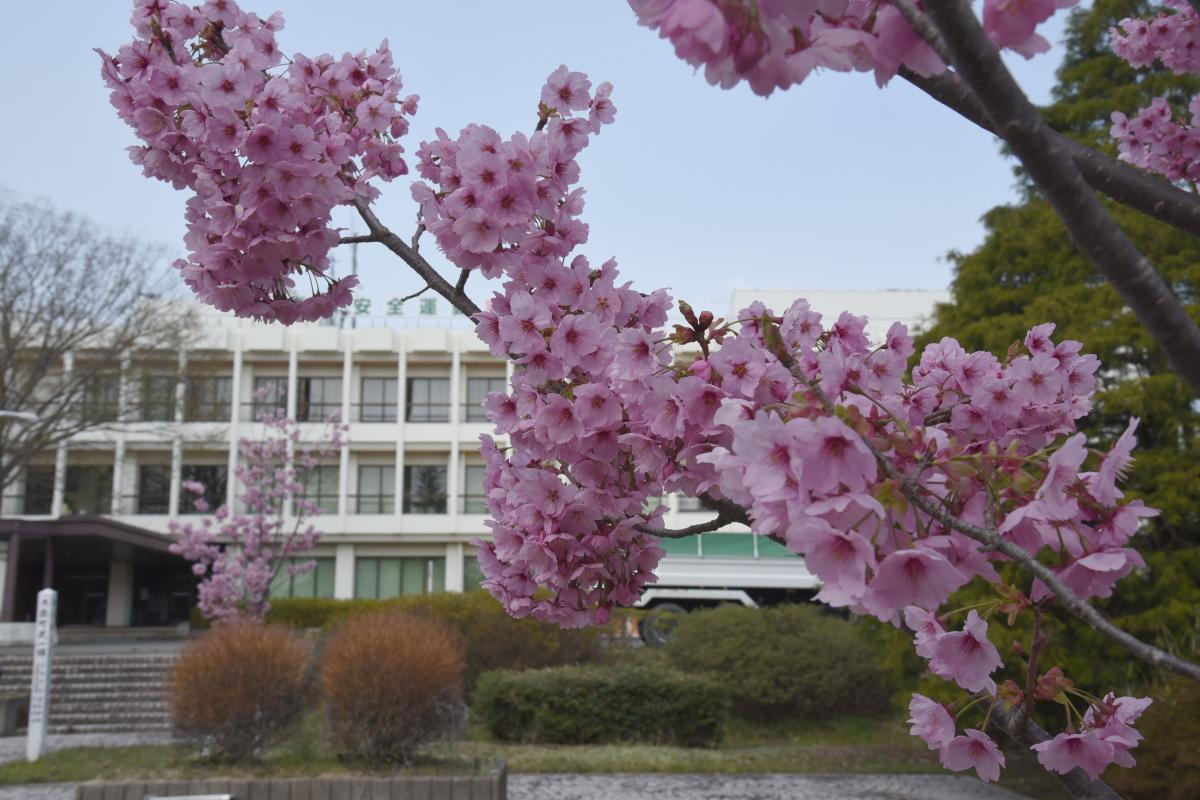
0,649,176,733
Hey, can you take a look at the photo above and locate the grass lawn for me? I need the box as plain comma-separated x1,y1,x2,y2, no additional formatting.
0,716,1070,799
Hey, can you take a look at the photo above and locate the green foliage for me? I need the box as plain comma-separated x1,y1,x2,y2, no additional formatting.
663,604,894,721
473,663,728,747
1108,677,1200,800
268,591,600,689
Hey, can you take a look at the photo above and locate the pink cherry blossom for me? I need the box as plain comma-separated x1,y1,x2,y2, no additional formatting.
908,694,956,750
939,729,1006,782
930,611,1004,694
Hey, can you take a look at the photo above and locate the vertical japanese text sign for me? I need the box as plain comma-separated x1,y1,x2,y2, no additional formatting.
27,588,56,761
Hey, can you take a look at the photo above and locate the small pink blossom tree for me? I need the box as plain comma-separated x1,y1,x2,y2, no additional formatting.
99,1,1200,796
170,406,346,623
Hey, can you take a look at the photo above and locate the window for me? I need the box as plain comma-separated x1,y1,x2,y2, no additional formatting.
22,466,54,515
186,376,232,422
359,377,397,422
81,375,119,422
270,558,335,599
405,377,449,422
356,465,395,514
302,465,339,514
137,465,171,514
141,374,176,421
463,554,486,589
297,377,342,422
180,465,227,514
63,466,113,515
465,377,506,422
355,557,446,599
403,465,447,513
249,376,287,419
462,464,487,513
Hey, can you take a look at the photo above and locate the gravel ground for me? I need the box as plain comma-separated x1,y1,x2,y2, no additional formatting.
0,763,1033,800
508,773,1032,800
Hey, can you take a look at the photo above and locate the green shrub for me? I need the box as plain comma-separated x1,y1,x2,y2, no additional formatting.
1108,677,1200,800
269,591,601,688
664,603,893,722
473,663,727,747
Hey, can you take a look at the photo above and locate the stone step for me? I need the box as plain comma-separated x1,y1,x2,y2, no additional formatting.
46,722,173,734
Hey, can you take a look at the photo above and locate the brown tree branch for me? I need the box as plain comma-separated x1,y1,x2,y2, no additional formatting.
634,510,740,539
901,68,1200,241
346,197,482,318
988,700,1124,800
921,0,1200,398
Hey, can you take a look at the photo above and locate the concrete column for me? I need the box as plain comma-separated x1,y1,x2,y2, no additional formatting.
448,337,461,521
226,332,244,511
117,352,132,422
0,541,7,619
286,334,299,419
170,350,186,517
446,542,465,592
333,543,355,600
111,439,125,515
168,436,183,517
0,534,16,622
395,338,406,519
50,444,67,518
104,544,134,627
339,335,352,518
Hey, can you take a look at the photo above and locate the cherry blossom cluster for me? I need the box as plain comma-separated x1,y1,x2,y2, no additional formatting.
1110,2,1200,182
170,406,347,622
99,0,417,323
406,68,1154,779
626,0,1073,95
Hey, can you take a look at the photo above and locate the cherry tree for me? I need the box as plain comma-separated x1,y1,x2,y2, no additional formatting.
98,1,1200,795
170,406,346,623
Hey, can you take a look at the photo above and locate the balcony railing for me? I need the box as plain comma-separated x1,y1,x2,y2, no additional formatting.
1,494,51,515
462,404,490,423
351,493,395,515
405,402,450,423
296,402,343,423
354,402,398,423
240,402,288,422
459,493,488,514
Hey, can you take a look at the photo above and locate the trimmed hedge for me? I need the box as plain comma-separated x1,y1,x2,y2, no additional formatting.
665,603,893,722
269,591,600,688
473,663,728,747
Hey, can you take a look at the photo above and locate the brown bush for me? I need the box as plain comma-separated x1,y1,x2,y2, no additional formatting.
169,622,310,762
321,610,467,765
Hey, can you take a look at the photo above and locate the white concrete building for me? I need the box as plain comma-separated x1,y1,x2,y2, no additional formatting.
0,288,946,628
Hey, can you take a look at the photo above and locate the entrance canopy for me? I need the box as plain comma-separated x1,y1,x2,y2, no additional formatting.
0,517,194,627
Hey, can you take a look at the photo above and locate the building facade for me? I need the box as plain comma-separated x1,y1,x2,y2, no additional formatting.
0,289,946,628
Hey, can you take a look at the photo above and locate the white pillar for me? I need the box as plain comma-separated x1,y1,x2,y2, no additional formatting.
169,350,187,517
26,588,56,762
50,444,67,518
448,336,461,520
339,334,352,518
333,543,355,600
395,338,406,519
104,544,134,627
446,542,465,592
286,333,299,419
111,439,125,515
226,331,243,511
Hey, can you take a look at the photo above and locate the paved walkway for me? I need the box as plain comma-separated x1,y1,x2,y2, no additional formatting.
0,769,1033,800
509,774,1031,800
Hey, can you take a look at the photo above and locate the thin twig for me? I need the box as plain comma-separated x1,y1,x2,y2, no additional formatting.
635,511,739,539
348,197,481,318
338,235,375,245
1017,604,1044,730
920,0,1200,398
454,268,470,299
399,284,433,304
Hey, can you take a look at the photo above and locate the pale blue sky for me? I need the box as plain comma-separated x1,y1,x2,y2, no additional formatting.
0,1,1075,315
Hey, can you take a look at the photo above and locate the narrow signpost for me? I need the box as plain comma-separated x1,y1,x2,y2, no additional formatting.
26,588,56,762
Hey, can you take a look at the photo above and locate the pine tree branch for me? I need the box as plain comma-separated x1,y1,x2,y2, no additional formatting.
919,0,1200,399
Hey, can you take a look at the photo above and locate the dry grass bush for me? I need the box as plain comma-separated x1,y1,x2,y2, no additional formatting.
321,610,467,765
169,622,311,762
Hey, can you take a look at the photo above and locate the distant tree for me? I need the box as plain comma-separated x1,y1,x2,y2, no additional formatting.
0,194,196,504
